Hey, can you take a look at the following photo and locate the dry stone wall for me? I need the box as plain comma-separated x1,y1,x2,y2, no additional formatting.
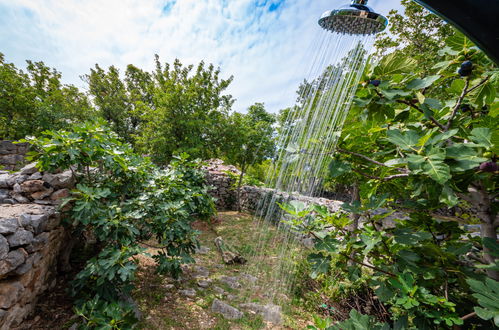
203,159,344,216
0,141,29,171
0,161,74,329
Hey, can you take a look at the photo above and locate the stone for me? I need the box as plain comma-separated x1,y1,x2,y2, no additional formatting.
197,280,211,288
239,273,258,284
7,229,34,247
0,249,27,276
179,288,197,298
42,170,75,189
28,172,43,180
213,286,225,295
31,187,54,200
239,303,282,324
0,218,19,235
163,284,175,290
20,180,46,193
219,276,241,289
192,265,210,278
11,194,30,204
50,188,70,201
0,174,9,188
211,299,243,320
19,163,38,175
7,174,29,187
195,246,211,254
0,281,24,309
14,252,41,275
25,232,49,253
0,235,8,260
13,183,22,193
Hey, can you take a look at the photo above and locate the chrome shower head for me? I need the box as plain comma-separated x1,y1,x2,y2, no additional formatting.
318,0,388,35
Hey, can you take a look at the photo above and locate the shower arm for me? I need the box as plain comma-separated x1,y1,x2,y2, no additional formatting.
415,0,498,64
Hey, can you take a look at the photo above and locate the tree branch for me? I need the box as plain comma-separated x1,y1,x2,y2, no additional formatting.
352,168,409,182
337,148,408,173
445,76,490,131
460,312,476,321
395,99,446,130
445,78,470,131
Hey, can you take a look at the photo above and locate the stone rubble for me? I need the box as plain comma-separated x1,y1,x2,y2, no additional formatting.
211,299,243,320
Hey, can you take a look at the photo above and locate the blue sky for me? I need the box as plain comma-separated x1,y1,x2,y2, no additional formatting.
0,0,401,113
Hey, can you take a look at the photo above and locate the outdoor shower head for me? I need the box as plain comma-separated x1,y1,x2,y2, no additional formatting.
319,0,388,35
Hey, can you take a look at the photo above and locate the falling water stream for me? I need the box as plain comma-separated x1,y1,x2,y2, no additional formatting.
246,29,375,304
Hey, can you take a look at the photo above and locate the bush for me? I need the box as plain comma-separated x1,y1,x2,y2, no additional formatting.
23,120,216,327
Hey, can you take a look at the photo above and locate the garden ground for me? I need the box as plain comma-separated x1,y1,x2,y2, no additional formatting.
15,211,313,329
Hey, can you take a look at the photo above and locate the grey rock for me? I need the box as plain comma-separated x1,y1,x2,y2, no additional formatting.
42,170,75,189
0,249,27,276
211,299,243,320
14,252,41,275
0,174,9,188
197,280,211,288
34,199,54,205
239,273,258,284
0,189,9,199
192,265,210,278
7,174,28,186
13,183,22,193
0,308,6,319
29,172,43,180
0,218,20,235
195,246,211,254
0,235,8,260
19,163,38,175
225,294,237,301
7,228,34,247
213,286,225,295
21,214,52,234
31,187,54,200
11,193,30,204
219,276,241,289
179,288,197,298
25,232,49,253
163,284,175,290
1,199,16,205
239,303,282,324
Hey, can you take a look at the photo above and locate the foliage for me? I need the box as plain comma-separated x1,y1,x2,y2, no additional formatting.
224,102,276,209
87,56,235,162
374,0,455,72
22,121,215,326
467,277,499,326
0,53,94,139
74,295,138,330
279,27,498,328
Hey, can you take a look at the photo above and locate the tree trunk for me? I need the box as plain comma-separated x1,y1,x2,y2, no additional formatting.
236,165,245,212
350,183,361,231
466,183,499,280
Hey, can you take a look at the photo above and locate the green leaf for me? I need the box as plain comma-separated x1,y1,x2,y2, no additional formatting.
446,33,474,51
406,75,440,90
315,237,339,253
386,130,420,152
374,52,418,77
328,159,351,178
447,79,465,94
439,184,459,207
308,253,331,279
470,128,492,148
421,149,451,184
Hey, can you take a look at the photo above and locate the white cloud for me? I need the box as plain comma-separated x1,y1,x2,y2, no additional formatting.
0,0,400,113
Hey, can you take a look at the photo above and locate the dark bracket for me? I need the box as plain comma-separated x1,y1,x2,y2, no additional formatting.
415,0,499,64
